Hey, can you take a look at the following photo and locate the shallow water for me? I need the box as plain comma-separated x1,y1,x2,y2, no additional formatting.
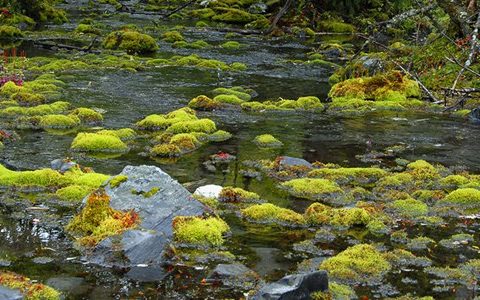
1,2,480,299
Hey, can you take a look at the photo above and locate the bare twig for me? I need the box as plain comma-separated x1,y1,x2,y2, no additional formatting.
265,0,294,34
451,11,480,89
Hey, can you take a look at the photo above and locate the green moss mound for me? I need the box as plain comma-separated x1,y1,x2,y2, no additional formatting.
282,178,344,200
320,244,391,283
0,25,24,39
219,186,260,203
39,114,80,129
69,108,103,124
241,203,305,225
103,30,159,54
188,95,220,111
253,134,283,148
71,133,128,153
437,188,480,214
173,216,229,246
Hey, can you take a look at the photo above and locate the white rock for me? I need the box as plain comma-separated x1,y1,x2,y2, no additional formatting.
194,185,223,199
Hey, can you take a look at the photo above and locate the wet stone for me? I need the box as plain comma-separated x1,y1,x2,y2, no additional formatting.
252,270,328,300
0,286,23,300
277,156,312,170
46,276,84,292
32,256,54,264
207,263,259,290
0,259,11,267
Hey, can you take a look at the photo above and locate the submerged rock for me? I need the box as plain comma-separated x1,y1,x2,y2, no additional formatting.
253,271,328,300
69,165,208,272
0,286,23,300
208,263,259,290
194,184,223,199
276,156,312,170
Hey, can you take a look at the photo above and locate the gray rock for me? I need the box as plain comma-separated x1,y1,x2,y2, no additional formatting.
277,156,312,170
208,263,259,290
32,257,54,264
469,107,480,124
0,259,11,267
50,159,76,173
252,271,328,300
79,165,208,273
0,286,23,300
46,276,84,292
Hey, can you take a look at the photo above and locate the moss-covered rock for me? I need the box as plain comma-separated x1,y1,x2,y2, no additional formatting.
75,23,101,35
103,30,158,54
39,114,80,129
219,186,260,203
253,134,283,148
173,216,229,247
66,190,139,246
212,87,252,101
71,132,128,153
166,118,216,134
241,203,305,225
69,108,103,124
55,184,93,201
188,95,220,111
308,166,387,185
96,128,136,141
437,188,480,214
11,91,46,106
282,178,344,201
162,30,184,43
208,130,232,142
320,244,391,284
136,107,197,130
389,198,429,218
0,271,61,299
150,143,182,157
213,94,245,105
318,20,355,33
305,202,372,227
221,41,242,50
211,7,258,24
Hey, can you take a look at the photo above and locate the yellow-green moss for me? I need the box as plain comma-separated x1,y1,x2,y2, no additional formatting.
211,7,258,24
188,95,220,111
320,244,391,283
109,175,128,188
66,190,139,246
11,91,46,106
390,198,429,218
213,94,244,104
0,101,70,117
437,188,480,213
170,133,201,151
311,282,356,300
221,41,242,50
308,167,387,185
136,108,197,130
166,118,216,134
55,185,93,201
406,160,439,180
304,202,372,227
0,25,24,39
162,30,184,43
219,186,260,203
150,143,182,157
253,134,283,148
75,23,100,35
70,133,128,153
0,271,60,300
241,203,305,225
376,173,414,190
69,108,103,124
212,87,251,101
318,20,355,33
103,30,158,54
282,178,343,200
97,128,136,141
173,216,229,246
39,114,80,129
209,130,232,142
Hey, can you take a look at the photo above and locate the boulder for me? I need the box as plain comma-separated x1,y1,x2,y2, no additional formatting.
194,184,223,199
277,156,312,170
469,108,480,124
0,286,22,300
75,165,208,274
252,271,328,300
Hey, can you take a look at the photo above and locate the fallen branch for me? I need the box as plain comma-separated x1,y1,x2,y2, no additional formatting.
375,3,437,29
265,0,294,34
32,40,100,53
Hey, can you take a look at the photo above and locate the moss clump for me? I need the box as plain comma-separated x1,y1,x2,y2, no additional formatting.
253,134,283,148
75,23,100,35
221,41,242,50
439,175,470,189
308,167,387,185
39,114,80,129
328,71,421,104
150,143,182,157
390,198,429,218
66,190,139,246
311,282,356,300
188,95,220,111
209,130,232,142
11,91,46,106
172,216,229,247
55,185,93,201
437,188,480,214
97,128,136,141
219,186,260,203
0,271,60,300
211,7,258,24
212,87,251,101
162,30,184,43
376,173,414,190
213,94,244,105
109,175,128,188
318,20,355,33
69,108,103,124
282,178,343,201
320,244,391,283
169,133,201,152
166,119,216,134
71,133,128,153
136,107,197,130
0,25,24,39
103,30,158,54
241,203,305,225
406,160,439,180
305,203,372,227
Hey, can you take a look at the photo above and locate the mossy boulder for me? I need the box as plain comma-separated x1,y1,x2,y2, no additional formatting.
103,30,158,54
11,91,46,106
308,166,387,185
437,188,480,214
75,23,100,35
211,7,258,24
188,95,220,111
136,107,197,130
319,244,391,284
219,186,260,203
221,41,242,50
213,94,245,105
162,30,184,43
212,87,252,101
389,198,429,218
166,119,216,134
253,134,283,148
305,203,372,227
70,132,128,153
241,203,305,226
69,108,103,124
318,20,355,33
39,114,80,129
173,216,229,246
282,178,344,201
